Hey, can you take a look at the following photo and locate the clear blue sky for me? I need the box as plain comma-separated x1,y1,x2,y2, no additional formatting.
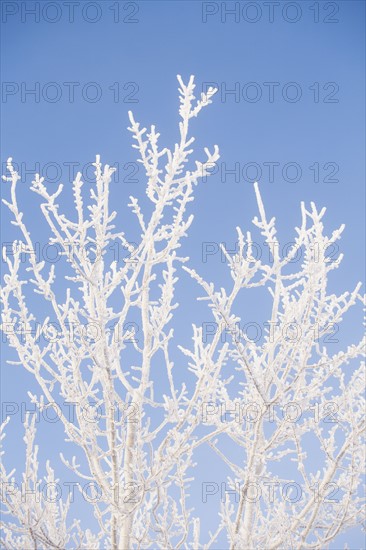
1,1,365,548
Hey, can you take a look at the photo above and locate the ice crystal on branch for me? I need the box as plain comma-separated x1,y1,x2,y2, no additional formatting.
1,76,365,550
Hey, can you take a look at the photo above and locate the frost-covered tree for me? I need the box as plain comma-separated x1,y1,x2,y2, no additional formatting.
1,76,365,549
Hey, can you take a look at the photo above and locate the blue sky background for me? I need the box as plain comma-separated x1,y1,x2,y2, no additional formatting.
1,1,365,548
